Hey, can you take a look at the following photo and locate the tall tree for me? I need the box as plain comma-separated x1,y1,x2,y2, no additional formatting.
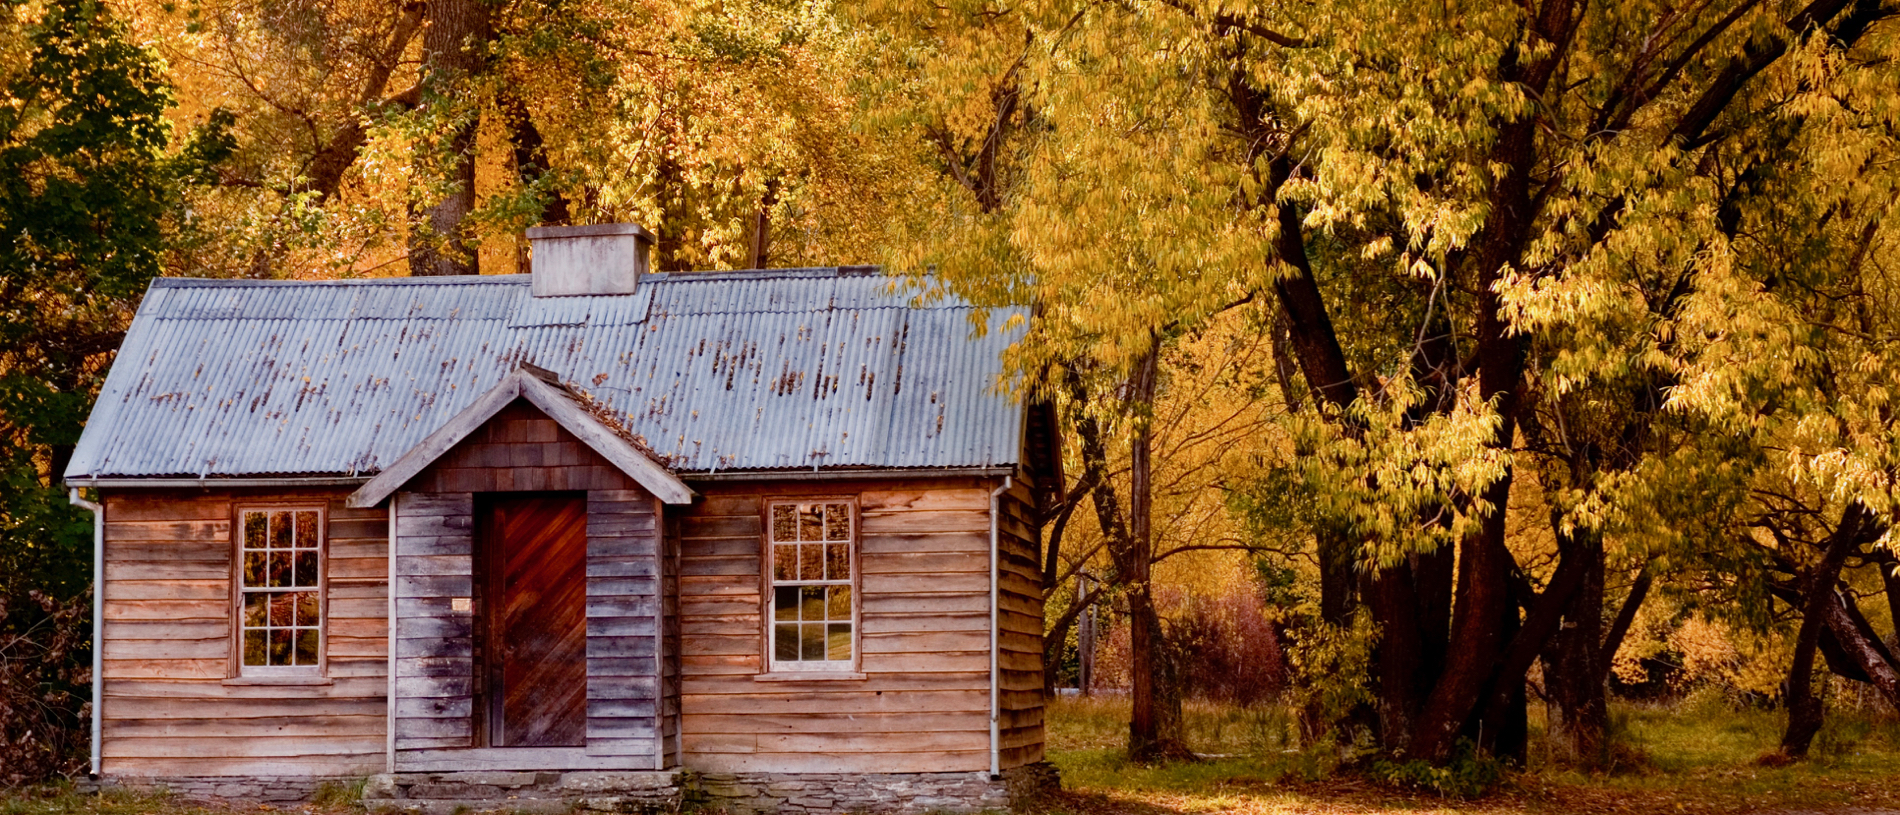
884,0,1900,765
0,0,230,782
408,0,490,275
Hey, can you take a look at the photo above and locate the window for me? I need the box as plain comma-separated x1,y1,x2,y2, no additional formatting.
236,507,324,674
767,501,855,670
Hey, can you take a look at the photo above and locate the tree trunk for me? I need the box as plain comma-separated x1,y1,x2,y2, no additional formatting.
503,89,570,227
1782,503,1875,757
1817,585,1900,709
747,179,779,269
410,0,491,276
1543,533,1608,764
1066,352,1186,761
1366,542,1452,753
1121,343,1187,761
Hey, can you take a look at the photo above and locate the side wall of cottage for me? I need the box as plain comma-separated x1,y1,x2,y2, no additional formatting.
996,477,1045,769
675,477,1008,774
99,486,387,777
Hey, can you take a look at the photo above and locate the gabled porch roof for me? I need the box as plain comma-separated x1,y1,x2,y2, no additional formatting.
347,365,694,508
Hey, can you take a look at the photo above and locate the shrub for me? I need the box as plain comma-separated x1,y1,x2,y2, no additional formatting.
1086,581,1288,705
0,589,91,787
1368,739,1504,799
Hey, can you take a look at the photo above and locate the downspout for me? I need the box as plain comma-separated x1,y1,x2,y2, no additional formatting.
385,498,398,774
68,488,103,778
987,475,1012,779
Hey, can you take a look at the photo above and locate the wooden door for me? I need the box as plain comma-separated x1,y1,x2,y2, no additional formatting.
481,493,588,747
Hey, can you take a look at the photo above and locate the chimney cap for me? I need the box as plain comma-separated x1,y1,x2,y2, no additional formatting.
526,223,655,242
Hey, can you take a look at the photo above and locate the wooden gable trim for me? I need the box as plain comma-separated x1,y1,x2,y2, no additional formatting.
347,366,694,509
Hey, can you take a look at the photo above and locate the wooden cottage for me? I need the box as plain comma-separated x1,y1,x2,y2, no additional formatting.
63,225,1059,813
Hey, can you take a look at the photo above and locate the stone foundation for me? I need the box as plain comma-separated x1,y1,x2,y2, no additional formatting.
362,770,682,814
85,776,350,803
93,762,1061,814
688,763,1061,815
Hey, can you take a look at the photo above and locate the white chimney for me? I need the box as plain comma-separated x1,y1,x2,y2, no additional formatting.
525,223,654,297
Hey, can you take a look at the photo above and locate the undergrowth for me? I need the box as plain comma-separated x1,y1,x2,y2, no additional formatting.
1044,691,1900,808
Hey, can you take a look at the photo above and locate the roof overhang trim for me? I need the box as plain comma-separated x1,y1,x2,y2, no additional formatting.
345,366,695,508
682,466,1015,482
65,476,373,489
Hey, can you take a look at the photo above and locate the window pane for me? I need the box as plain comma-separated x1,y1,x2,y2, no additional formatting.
243,593,267,627
295,511,318,548
825,543,848,581
800,623,825,660
827,623,852,661
800,586,825,622
825,505,850,541
799,543,823,580
294,551,318,588
243,630,268,666
243,551,267,587
268,551,292,588
269,629,293,666
773,586,798,621
244,512,268,549
826,586,852,621
798,504,822,542
294,629,319,666
773,544,797,581
771,505,797,542
269,593,296,626
270,511,292,549
295,592,319,627
774,624,800,660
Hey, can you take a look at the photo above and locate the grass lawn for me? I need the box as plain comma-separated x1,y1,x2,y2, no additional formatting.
1029,694,1900,814
5,695,1899,814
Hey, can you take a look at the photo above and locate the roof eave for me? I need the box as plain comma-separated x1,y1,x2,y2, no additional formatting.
65,476,374,489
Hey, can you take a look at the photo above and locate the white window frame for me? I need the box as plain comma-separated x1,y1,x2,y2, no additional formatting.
232,504,327,677
762,498,860,674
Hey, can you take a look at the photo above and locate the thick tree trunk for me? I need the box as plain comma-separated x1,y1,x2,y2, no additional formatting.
1782,504,1875,757
1366,542,1452,753
410,0,491,276
502,90,570,227
1817,586,1900,709
1542,537,1608,764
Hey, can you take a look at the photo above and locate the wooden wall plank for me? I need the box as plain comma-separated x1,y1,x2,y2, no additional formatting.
99,487,390,778
995,480,1046,769
584,488,662,760
393,490,473,753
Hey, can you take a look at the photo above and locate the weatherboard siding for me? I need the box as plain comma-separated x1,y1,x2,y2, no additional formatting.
675,477,1001,774
997,478,1046,769
99,487,387,777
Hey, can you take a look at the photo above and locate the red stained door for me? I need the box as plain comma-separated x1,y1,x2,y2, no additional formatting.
482,493,588,747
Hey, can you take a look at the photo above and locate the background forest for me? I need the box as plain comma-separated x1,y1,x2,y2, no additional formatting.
7,0,1900,795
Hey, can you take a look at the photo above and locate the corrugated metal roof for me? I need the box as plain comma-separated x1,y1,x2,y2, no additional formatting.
65,269,1027,480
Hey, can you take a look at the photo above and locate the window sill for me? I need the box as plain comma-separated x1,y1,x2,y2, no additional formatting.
223,675,333,687
752,671,867,682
